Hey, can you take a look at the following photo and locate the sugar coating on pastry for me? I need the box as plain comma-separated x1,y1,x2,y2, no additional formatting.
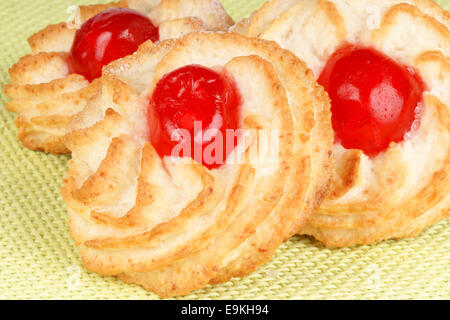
239,0,450,247
61,33,333,297
4,0,233,154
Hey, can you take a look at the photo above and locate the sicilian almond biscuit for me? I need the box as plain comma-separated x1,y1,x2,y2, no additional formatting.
61,33,333,297
4,0,233,154
238,0,450,246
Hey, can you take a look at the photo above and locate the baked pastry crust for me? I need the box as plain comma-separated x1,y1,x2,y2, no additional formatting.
238,0,450,247
61,33,333,297
4,0,233,154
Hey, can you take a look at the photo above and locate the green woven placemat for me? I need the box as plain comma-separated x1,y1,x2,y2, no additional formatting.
0,0,449,300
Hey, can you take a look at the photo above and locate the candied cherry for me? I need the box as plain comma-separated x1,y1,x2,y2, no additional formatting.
69,8,159,82
318,45,425,156
149,65,241,170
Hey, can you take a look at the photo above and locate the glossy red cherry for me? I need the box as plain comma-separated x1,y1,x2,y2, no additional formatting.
149,65,241,169
69,8,159,82
318,45,425,156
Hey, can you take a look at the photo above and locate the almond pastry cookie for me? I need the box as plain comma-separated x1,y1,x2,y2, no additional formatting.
61,33,333,297
238,0,450,246
4,0,233,154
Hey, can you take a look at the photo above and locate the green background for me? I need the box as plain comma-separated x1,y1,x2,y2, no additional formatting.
0,0,448,299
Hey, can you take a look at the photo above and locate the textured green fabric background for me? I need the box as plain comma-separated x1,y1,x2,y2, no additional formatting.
0,0,448,300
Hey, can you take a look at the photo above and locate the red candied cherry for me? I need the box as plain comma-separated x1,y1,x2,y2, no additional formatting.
318,45,425,156
148,65,241,170
69,8,159,82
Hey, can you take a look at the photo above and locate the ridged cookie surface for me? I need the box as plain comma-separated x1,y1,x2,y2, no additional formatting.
4,0,233,154
61,33,333,297
239,0,450,246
